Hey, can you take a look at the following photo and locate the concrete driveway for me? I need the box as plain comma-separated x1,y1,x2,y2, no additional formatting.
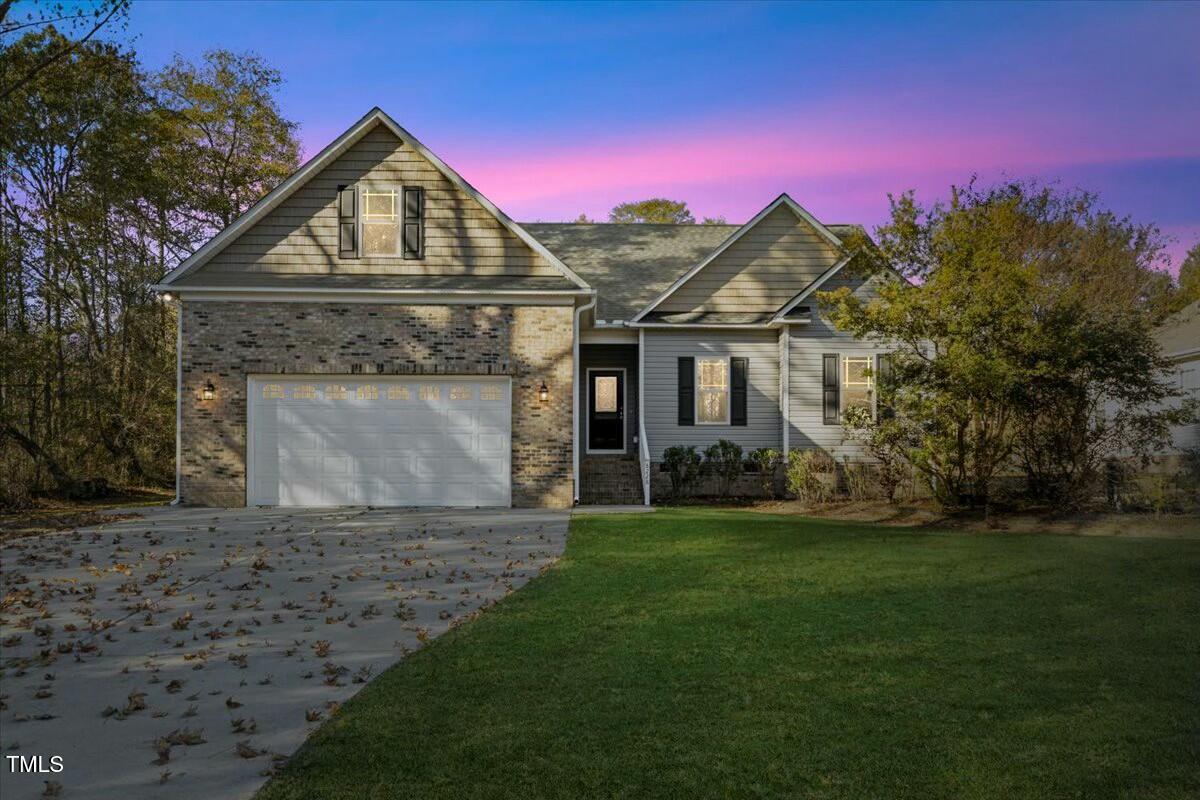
0,506,569,799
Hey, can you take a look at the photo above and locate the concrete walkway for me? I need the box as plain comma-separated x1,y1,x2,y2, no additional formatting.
0,506,569,799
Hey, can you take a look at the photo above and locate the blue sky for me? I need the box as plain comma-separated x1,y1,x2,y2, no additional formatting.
126,0,1199,269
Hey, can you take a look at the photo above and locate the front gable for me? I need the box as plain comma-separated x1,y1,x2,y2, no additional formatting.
161,109,587,291
634,195,845,321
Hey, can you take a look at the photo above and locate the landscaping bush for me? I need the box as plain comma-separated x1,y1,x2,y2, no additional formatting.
786,449,836,504
661,445,703,502
840,405,916,503
703,439,744,498
842,458,874,501
749,448,781,499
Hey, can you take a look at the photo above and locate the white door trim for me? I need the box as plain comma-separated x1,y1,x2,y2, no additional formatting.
585,367,627,455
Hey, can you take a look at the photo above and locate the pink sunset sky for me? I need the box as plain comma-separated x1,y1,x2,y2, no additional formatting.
130,1,1200,271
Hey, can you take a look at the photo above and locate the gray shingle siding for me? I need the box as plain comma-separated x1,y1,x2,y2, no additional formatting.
642,329,781,459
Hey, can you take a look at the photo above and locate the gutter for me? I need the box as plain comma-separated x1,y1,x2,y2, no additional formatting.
150,285,591,296
572,291,598,505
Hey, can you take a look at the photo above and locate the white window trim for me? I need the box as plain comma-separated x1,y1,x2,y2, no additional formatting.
840,354,876,420
586,367,627,454
360,186,401,257
695,355,731,426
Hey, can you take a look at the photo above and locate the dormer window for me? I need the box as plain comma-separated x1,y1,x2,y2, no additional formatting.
362,189,399,256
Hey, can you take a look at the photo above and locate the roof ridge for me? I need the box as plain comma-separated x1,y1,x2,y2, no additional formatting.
522,221,740,227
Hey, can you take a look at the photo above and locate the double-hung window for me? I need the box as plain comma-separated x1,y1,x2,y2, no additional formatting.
361,189,399,256
696,357,730,424
841,355,874,416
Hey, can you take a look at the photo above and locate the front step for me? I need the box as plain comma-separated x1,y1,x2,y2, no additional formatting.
579,456,644,505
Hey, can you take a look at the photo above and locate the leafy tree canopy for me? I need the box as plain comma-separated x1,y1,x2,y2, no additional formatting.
820,180,1192,509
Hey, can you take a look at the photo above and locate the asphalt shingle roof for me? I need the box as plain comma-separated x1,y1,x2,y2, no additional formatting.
522,223,737,321
524,222,863,321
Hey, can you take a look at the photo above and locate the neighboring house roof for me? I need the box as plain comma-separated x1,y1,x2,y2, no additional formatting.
156,107,590,291
521,223,736,320
1157,299,1200,359
523,220,864,322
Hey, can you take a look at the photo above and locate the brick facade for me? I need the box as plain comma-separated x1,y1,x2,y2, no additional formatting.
180,301,574,508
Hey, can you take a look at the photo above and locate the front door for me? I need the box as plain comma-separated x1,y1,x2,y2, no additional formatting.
587,370,625,452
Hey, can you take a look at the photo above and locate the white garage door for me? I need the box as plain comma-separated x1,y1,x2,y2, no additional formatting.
247,376,511,507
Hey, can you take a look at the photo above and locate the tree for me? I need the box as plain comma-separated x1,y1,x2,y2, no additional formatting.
609,198,695,224
820,180,1190,510
0,0,129,101
0,30,301,505
1174,242,1200,309
153,49,300,231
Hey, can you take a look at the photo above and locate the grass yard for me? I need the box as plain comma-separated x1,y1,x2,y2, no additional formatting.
258,508,1200,800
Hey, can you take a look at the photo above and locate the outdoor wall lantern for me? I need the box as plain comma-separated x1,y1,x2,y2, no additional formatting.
202,381,216,401
538,381,550,403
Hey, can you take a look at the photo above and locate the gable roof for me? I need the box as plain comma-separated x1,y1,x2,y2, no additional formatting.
156,108,589,291
629,194,845,322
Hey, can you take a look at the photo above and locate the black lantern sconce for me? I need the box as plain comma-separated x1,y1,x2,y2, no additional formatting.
538,381,550,403
202,381,216,401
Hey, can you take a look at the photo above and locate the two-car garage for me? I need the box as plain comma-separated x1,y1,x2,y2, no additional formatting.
247,376,511,507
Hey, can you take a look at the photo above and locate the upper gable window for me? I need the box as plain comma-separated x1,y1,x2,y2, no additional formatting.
355,186,424,258
361,189,399,256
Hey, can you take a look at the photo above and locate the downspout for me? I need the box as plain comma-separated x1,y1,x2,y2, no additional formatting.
639,328,650,505
781,325,790,456
572,291,598,504
172,297,182,505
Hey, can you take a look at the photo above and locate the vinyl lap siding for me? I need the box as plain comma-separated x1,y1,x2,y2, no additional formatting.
190,125,556,280
657,206,839,314
643,330,780,459
787,276,893,461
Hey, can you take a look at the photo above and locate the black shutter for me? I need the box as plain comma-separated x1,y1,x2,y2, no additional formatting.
877,353,894,420
731,357,748,426
822,353,840,424
337,184,357,256
402,186,424,259
678,357,695,426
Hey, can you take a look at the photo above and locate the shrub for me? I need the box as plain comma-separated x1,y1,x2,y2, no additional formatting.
704,439,744,498
749,448,781,499
661,445,703,502
840,405,918,503
786,449,835,504
842,458,874,501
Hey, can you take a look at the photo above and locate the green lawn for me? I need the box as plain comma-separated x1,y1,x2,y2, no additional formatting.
259,509,1200,800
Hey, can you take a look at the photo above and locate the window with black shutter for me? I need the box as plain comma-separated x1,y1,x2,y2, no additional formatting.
822,353,840,424
877,353,894,420
402,186,424,259
337,184,357,256
678,357,695,426
731,357,748,426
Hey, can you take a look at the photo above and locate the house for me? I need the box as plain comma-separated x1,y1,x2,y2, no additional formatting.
1153,300,1199,455
154,108,893,508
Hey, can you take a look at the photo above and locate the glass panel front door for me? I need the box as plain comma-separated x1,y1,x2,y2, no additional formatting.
588,370,624,451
